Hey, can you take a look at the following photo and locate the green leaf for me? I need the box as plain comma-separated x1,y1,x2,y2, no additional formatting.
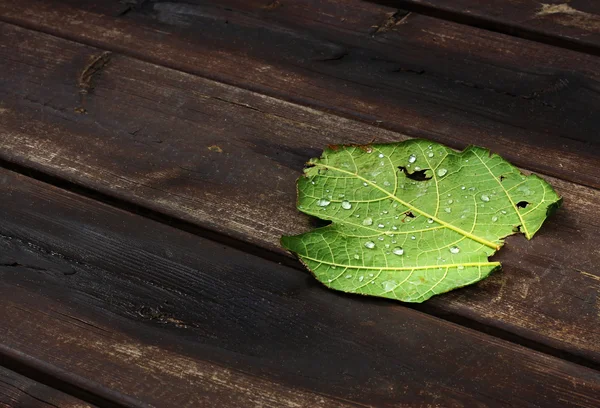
281,139,561,303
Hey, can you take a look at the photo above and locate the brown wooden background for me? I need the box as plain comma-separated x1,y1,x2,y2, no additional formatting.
0,0,599,407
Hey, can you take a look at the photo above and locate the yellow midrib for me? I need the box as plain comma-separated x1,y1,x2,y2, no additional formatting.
313,163,500,250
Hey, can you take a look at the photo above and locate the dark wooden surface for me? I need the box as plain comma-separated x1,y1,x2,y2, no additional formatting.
0,0,599,406
0,0,599,189
0,366,94,408
369,0,600,55
1,21,599,367
1,169,600,408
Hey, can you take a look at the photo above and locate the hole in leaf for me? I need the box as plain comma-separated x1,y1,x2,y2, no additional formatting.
513,225,521,233
401,211,416,223
310,218,332,228
499,175,506,181
516,201,529,208
398,166,431,181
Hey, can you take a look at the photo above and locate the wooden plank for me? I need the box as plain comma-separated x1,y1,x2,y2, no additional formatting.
0,22,599,367
369,0,600,56
1,169,600,407
0,366,94,408
0,0,599,189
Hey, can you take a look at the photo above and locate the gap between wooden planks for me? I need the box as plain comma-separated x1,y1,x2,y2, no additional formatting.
0,22,599,368
0,365,95,408
0,169,599,407
0,0,599,189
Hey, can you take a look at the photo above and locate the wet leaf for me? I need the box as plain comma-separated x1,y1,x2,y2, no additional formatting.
281,140,561,302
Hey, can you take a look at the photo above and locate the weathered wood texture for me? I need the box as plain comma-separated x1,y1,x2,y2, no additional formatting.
369,0,600,55
1,168,600,407
0,366,93,408
0,0,600,189
0,22,599,366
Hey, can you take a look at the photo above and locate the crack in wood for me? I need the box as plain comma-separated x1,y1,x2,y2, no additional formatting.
390,65,565,108
0,262,48,271
371,10,411,36
78,51,112,94
262,0,281,10
317,50,349,62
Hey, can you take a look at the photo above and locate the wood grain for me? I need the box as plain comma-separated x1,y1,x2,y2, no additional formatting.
0,22,599,367
0,0,599,189
369,0,600,56
1,168,599,407
0,366,94,408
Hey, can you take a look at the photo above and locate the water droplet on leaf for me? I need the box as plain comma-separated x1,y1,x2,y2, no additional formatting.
341,200,352,210
437,168,448,177
382,280,396,291
480,194,490,202
316,199,331,207
365,241,375,249
392,247,404,255
450,246,460,254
